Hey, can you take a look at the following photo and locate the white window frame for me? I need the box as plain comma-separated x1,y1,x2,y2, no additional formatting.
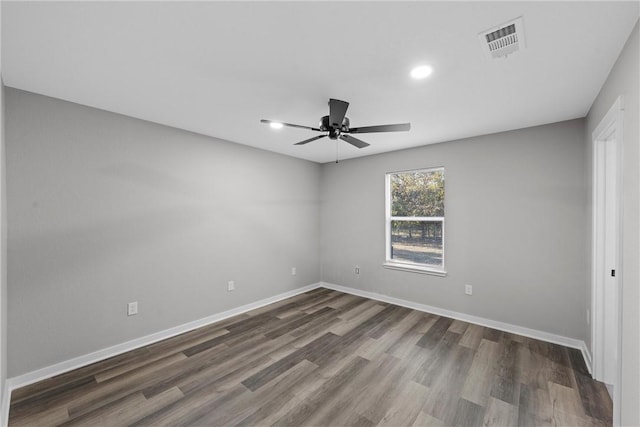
384,167,446,276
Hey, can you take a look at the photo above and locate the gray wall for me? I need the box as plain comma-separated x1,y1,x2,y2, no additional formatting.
586,20,639,426
5,88,321,377
320,119,588,341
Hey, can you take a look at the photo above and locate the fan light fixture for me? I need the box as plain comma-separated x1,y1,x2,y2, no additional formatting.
269,122,284,129
410,65,433,79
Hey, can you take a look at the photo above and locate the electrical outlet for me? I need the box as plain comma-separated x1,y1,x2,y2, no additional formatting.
227,281,235,292
355,266,360,275
291,267,297,276
127,301,138,316
465,284,473,295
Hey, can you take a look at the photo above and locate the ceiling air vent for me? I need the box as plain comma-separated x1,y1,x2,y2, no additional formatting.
479,17,526,59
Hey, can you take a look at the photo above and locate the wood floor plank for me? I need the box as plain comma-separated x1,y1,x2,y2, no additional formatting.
518,383,554,426
233,361,319,427
414,331,463,388
10,373,96,407
11,345,153,404
337,298,383,320
490,373,521,406
521,347,551,390
94,351,187,383
9,376,96,420
460,338,500,406
386,312,433,360
367,306,412,339
138,342,233,399
574,370,613,422
66,352,189,419
450,398,486,427
448,319,469,335
270,356,369,426
494,339,520,381
9,405,69,427
483,396,519,426
348,354,408,424
179,319,320,396
547,358,575,388
273,317,343,359
8,289,612,427
568,346,591,376
234,392,303,427
328,294,367,311
290,353,364,402
548,381,587,419
458,323,485,350
178,353,274,395
357,310,423,361
377,380,430,427
141,322,232,356
412,410,446,426
309,305,403,367
59,387,183,427
241,332,340,392
416,317,454,350
243,292,311,317
191,359,318,427
264,306,336,339
132,383,246,427
414,313,438,333
301,292,345,313
419,343,475,423
296,352,406,427
483,327,504,343
271,356,370,426
180,328,242,357
329,302,387,335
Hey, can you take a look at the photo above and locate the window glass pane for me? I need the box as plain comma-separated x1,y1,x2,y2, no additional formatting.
391,170,444,217
390,220,443,267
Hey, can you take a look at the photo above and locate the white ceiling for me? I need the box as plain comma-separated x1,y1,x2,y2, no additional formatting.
2,2,638,163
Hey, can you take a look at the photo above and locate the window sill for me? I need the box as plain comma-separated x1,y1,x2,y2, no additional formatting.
383,263,447,277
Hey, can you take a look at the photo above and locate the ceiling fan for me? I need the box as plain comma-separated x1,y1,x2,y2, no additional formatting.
261,99,411,149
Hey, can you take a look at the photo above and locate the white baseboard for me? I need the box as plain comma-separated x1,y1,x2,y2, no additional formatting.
4,283,322,398
0,380,10,427
320,282,592,373
581,341,593,375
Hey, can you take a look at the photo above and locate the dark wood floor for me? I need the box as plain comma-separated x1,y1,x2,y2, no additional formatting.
9,288,612,426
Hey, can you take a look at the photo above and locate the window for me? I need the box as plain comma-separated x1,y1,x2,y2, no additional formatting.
385,168,445,275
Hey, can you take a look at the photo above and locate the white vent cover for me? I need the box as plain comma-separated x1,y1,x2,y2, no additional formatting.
479,17,526,59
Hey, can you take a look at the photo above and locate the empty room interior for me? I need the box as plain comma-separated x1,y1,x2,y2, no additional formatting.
0,1,638,426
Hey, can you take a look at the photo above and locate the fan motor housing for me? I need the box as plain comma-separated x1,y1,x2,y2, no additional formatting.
320,115,350,139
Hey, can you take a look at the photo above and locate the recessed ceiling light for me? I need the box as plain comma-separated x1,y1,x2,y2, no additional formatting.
410,65,433,79
270,122,284,129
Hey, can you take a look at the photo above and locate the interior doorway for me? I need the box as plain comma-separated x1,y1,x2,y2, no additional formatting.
591,96,623,422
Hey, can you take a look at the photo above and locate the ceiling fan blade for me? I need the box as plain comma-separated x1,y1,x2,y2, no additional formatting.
348,123,411,134
260,119,321,131
294,135,327,145
340,134,370,149
329,99,349,128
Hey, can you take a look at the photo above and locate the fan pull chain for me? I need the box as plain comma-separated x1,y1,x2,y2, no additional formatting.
335,140,339,163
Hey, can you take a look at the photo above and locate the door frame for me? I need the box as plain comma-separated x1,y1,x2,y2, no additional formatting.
591,95,623,424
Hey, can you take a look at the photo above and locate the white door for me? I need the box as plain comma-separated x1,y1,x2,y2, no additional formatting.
593,136,619,385
591,97,623,394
